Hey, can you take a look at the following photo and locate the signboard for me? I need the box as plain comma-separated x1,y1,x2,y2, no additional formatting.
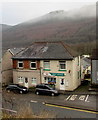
50,73,65,76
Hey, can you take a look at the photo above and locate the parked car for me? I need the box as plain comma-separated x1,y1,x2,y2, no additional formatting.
6,84,28,94
35,84,59,96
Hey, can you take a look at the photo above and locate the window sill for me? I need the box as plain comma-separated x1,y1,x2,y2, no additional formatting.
59,69,67,71
43,69,51,71
30,68,37,70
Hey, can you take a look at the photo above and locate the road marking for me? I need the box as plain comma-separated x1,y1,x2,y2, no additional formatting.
85,95,90,102
69,95,77,101
45,104,98,114
65,95,71,101
30,100,38,103
79,95,86,101
0,108,17,113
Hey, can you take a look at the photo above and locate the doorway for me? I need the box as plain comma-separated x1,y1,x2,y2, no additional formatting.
60,78,65,90
24,77,29,88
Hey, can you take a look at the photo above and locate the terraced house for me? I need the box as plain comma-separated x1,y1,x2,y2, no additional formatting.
12,42,81,91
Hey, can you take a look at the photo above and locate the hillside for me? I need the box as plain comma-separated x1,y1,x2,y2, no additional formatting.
2,4,96,54
0,24,12,32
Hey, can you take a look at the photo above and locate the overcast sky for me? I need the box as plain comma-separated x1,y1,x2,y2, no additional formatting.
1,0,97,25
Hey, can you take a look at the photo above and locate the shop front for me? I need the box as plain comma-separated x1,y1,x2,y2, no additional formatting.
43,72,66,90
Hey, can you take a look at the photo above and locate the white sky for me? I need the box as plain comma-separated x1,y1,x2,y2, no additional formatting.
1,0,97,25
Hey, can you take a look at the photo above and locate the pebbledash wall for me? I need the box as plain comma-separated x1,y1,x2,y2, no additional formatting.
2,50,13,85
41,57,81,91
13,57,81,91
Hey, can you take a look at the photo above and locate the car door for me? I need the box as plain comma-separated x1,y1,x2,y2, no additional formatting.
43,86,51,95
12,86,19,92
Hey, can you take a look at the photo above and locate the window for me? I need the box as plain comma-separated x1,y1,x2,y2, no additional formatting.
59,61,66,70
31,78,37,85
30,61,36,69
44,77,56,84
44,61,50,69
18,77,24,83
18,60,23,68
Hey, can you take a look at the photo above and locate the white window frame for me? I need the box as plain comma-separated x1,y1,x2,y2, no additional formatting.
18,77,24,83
31,78,37,85
18,60,24,68
59,61,66,70
43,61,50,69
30,61,36,69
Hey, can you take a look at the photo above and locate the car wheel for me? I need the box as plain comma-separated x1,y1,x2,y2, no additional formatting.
36,91,39,95
20,91,23,94
51,93,55,96
7,90,10,93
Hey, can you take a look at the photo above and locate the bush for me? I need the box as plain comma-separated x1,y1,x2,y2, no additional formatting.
2,106,55,118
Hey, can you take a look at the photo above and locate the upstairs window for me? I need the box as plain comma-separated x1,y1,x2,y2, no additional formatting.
18,60,23,68
44,61,50,69
30,61,36,69
59,61,66,70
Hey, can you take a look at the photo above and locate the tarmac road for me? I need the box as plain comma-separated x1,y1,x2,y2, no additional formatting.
2,90,98,118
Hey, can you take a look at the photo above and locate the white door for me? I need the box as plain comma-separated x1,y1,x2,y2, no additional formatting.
60,78,65,90
24,77,29,88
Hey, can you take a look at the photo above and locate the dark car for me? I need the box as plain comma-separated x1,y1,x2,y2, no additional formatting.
6,84,28,94
35,84,59,96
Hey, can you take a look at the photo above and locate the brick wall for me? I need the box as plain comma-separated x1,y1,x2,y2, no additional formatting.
13,59,40,69
24,60,29,69
13,60,17,69
37,60,40,70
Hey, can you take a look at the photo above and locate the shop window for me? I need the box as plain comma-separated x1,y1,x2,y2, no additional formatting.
44,77,56,84
18,60,23,68
59,61,66,70
18,77,24,83
44,61,50,69
30,61,36,69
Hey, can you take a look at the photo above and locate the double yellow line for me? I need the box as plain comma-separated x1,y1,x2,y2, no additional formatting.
45,103,98,114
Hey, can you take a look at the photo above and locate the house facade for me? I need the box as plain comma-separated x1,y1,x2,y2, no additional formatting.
12,42,81,91
81,56,91,81
1,48,24,86
91,49,98,85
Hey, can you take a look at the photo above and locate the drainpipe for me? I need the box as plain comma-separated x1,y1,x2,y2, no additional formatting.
40,67,43,84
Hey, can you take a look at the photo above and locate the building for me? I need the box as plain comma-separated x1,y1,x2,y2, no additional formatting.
91,49,98,86
1,48,24,86
12,42,81,91
81,56,91,81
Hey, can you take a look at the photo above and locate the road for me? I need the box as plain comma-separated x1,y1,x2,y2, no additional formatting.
2,90,98,118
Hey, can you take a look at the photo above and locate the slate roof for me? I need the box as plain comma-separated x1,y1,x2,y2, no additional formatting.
9,48,24,55
82,57,91,64
12,42,79,60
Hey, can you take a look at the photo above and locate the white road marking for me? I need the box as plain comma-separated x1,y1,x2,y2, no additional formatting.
69,95,77,101
85,95,90,102
0,108,17,113
79,95,86,101
30,100,38,103
65,95,71,101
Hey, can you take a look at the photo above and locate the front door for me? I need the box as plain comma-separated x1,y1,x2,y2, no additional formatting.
24,77,29,88
60,78,65,90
